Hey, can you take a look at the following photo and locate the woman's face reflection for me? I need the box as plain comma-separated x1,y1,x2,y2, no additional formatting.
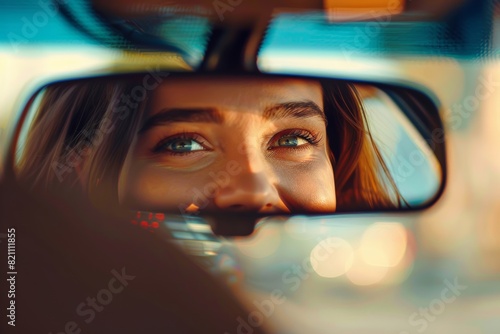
118,77,336,214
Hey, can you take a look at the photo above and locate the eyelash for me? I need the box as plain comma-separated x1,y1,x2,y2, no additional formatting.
268,129,321,150
151,129,321,156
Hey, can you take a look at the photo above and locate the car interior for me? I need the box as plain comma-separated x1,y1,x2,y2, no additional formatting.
1,0,499,333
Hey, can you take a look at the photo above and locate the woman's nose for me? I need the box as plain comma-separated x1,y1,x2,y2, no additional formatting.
213,162,283,213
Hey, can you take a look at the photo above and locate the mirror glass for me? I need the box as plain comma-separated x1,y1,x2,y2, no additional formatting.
14,74,444,218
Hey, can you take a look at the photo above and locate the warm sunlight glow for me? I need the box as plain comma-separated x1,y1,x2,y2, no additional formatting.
310,237,354,278
359,223,408,267
346,251,389,286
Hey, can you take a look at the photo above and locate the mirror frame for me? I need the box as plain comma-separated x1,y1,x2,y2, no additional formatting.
5,71,447,226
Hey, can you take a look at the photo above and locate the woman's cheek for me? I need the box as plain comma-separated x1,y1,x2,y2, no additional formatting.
119,162,203,211
274,158,336,212
119,151,336,213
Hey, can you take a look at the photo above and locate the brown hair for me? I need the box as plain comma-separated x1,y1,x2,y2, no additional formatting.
17,77,402,211
321,80,401,210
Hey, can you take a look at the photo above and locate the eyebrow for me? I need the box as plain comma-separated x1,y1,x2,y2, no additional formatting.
139,100,325,133
263,101,326,124
139,108,223,133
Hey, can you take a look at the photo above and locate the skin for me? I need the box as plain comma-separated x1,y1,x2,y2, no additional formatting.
118,77,336,214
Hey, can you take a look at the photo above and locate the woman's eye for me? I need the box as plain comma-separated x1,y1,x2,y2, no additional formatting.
153,134,208,154
275,136,309,147
269,130,320,149
166,139,204,152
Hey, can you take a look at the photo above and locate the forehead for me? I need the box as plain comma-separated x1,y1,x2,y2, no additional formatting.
149,77,323,112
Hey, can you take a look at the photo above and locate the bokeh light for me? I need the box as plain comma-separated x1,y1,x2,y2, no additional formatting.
310,237,354,278
359,223,408,267
346,252,389,286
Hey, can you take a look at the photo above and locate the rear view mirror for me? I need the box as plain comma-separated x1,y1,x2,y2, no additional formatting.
13,73,445,218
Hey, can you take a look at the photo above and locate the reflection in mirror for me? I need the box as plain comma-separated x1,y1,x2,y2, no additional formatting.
15,74,443,220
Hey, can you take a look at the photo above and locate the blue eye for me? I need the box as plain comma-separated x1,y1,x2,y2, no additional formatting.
276,136,308,147
153,133,208,155
270,129,320,149
165,139,204,152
